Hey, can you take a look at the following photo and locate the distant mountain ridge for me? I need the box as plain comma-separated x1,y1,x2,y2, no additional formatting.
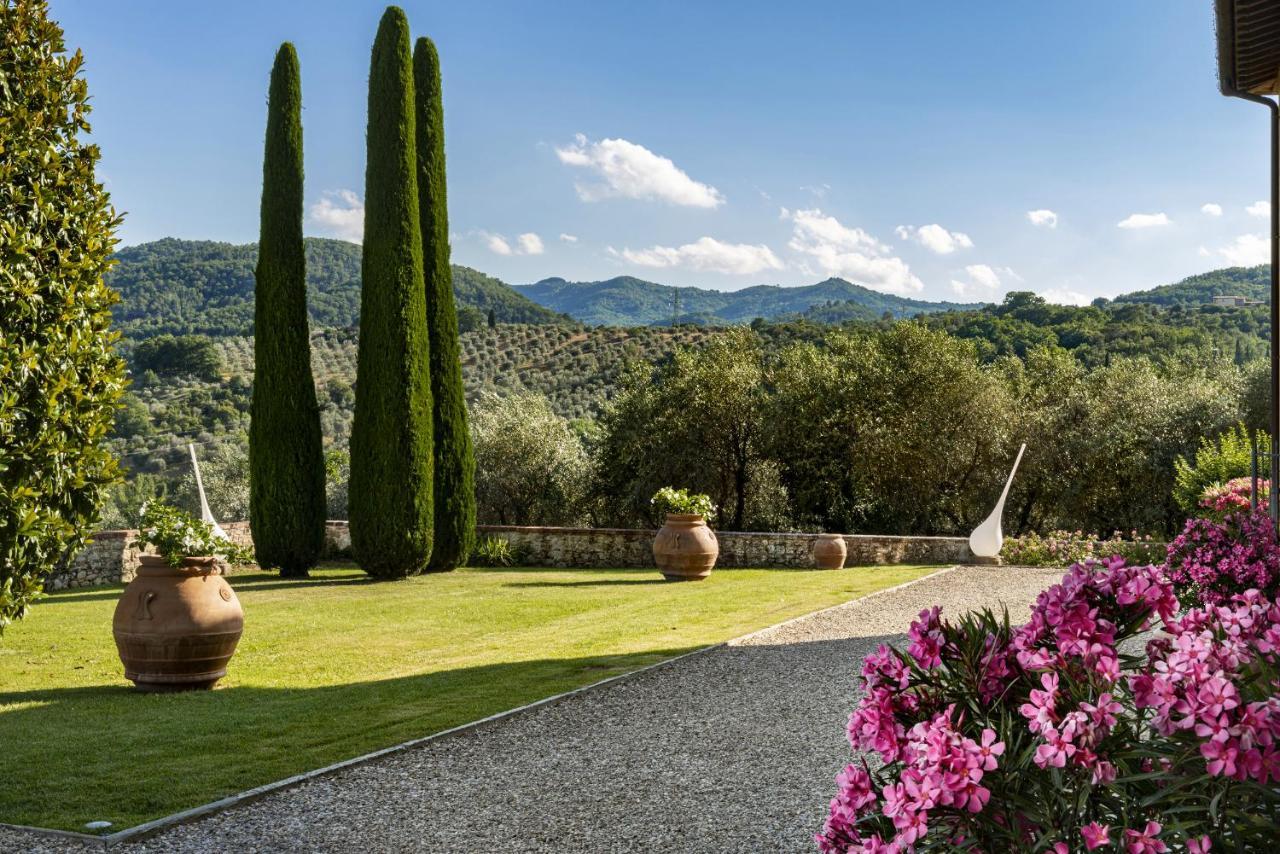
107,237,565,339
514,275,983,326
108,238,1274,337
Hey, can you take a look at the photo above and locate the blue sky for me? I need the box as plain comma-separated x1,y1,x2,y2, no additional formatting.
57,0,1275,303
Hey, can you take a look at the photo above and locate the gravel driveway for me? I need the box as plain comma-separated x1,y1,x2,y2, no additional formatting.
4,565,1061,854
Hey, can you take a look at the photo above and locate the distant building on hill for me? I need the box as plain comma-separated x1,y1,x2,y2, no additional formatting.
1211,294,1263,307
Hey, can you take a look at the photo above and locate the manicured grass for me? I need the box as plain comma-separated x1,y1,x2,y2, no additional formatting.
0,563,933,832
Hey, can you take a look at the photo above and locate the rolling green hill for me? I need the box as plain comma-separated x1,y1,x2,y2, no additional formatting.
107,237,566,339
513,275,982,326
1113,265,1269,307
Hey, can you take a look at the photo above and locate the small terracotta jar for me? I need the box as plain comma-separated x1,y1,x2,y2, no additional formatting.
113,555,244,692
813,533,848,570
652,514,719,581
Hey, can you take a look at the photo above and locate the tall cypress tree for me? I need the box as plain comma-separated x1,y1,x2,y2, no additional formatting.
349,7,434,578
414,36,475,572
249,44,327,579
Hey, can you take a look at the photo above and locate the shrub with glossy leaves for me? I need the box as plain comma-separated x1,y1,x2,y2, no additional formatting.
0,0,127,628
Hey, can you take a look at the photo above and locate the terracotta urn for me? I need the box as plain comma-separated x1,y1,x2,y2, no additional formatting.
113,555,244,692
653,513,719,581
813,533,848,570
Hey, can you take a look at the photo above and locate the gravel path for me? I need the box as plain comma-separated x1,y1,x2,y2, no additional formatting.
3,565,1061,854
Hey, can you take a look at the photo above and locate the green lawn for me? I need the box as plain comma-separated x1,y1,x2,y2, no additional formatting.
0,563,933,832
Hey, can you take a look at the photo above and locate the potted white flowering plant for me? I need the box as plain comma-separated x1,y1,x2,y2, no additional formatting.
650,487,719,581
113,502,250,691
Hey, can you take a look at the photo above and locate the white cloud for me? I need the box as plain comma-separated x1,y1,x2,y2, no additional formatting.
559,233,578,243
897,223,974,255
1117,212,1171,229
1027,209,1058,229
611,236,782,275
307,190,364,242
801,183,831,199
555,134,724,208
484,233,513,255
1202,203,1223,217
1198,246,1212,258
1041,288,1092,306
784,207,922,294
482,231,544,256
517,232,544,255
1218,233,1269,266
1248,200,1271,218
950,263,1004,297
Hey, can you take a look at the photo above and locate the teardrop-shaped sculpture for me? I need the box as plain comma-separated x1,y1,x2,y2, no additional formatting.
968,443,1026,559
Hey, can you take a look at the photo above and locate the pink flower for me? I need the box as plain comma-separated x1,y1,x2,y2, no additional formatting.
1124,821,1166,854
1201,739,1238,777
907,606,945,669
1187,836,1212,854
1081,822,1110,850
975,728,1004,771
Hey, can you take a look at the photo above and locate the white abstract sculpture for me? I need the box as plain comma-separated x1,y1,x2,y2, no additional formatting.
189,443,229,541
968,443,1026,559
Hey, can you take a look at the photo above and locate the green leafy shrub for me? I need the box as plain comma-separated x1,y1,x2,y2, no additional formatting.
1173,423,1268,513
134,502,254,567
469,536,516,567
0,0,128,628
650,487,717,519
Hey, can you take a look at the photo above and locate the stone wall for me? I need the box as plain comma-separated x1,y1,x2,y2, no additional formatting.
44,531,141,591
479,525,973,569
44,521,1005,591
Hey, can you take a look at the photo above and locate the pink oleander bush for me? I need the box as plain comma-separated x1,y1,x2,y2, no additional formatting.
1164,511,1280,607
1197,478,1269,524
817,558,1280,853
1001,530,1163,569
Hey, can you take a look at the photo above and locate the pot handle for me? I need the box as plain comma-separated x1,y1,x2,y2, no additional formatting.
134,590,156,621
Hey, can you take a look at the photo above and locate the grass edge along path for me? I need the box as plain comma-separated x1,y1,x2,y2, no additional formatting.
0,564,934,832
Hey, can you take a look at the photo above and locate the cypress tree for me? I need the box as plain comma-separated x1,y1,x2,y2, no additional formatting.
414,36,476,571
349,7,434,578
249,43,326,578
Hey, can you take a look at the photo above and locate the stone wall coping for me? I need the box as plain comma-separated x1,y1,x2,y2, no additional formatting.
476,524,968,543
87,529,134,540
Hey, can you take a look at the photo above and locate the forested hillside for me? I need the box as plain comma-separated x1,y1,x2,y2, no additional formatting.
107,238,566,339
1112,264,1269,307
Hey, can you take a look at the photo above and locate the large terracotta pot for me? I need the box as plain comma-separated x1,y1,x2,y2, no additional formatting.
653,513,719,581
113,555,244,692
813,533,848,570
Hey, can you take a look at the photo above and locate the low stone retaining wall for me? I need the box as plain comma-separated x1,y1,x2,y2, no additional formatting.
479,525,973,569
47,520,974,591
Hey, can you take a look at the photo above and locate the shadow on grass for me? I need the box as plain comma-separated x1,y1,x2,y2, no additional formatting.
0,634,905,836
504,578,671,589
40,570,373,606
0,646,706,831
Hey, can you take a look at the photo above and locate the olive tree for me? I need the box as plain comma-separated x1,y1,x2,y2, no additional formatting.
591,329,786,530
471,393,589,526
767,324,1015,535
